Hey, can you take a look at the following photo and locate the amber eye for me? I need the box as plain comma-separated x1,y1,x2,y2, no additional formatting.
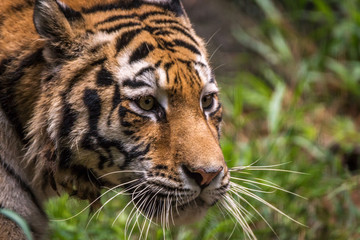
201,94,214,110
138,96,155,111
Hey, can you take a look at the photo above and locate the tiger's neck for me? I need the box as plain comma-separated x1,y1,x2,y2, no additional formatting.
0,1,50,201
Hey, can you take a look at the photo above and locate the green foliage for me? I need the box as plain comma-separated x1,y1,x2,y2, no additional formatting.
46,0,360,239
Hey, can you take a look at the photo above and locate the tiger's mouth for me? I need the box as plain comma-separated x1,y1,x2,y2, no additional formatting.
127,180,228,226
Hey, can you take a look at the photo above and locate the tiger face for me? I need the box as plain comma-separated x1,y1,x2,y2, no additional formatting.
29,0,229,225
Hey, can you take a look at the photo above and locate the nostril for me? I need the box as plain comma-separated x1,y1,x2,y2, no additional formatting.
182,165,223,188
182,165,204,187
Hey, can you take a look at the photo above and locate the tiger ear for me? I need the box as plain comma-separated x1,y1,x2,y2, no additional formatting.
33,0,84,61
143,0,185,16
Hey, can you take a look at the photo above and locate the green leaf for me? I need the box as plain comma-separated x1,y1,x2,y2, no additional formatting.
268,82,285,134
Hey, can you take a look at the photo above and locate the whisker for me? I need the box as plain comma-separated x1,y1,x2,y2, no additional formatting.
232,186,306,227
230,177,306,199
113,185,150,227
231,167,306,175
51,178,139,222
125,185,151,239
125,202,138,239
98,170,145,179
231,161,291,170
206,28,221,45
209,44,223,62
87,181,145,228
212,63,226,72
228,188,278,239
221,194,256,240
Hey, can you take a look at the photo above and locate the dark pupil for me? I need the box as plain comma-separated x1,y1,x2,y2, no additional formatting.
203,96,209,103
145,98,152,105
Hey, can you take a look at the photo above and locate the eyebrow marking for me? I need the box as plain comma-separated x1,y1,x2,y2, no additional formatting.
122,79,152,89
135,66,155,77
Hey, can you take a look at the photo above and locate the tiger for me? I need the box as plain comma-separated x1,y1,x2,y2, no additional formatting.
0,0,229,239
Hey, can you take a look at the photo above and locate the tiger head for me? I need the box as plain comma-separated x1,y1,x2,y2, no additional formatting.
29,0,229,225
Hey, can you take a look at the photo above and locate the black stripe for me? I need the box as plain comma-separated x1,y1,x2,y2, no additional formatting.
94,14,137,27
139,11,168,20
116,29,142,53
123,130,135,136
107,85,121,125
151,19,187,28
135,66,155,77
122,79,151,89
173,39,201,55
0,48,44,142
56,1,83,22
90,57,107,66
83,89,102,134
97,11,169,26
0,157,46,217
164,62,174,83
58,147,72,169
209,104,222,117
119,105,150,120
65,57,106,96
194,69,203,86
154,164,168,170
170,26,199,46
155,60,162,67
10,0,33,13
164,62,174,71
99,22,141,34
59,93,78,138
112,85,121,110
129,43,155,63
154,30,172,36
0,57,14,76
96,66,114,86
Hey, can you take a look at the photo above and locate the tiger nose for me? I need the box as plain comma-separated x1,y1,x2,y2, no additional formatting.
183,165,223,187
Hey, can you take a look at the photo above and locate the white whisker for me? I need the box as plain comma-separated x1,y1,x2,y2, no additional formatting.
206,28,221,45
229,188,278,238
231,167,306,175
209,44,222,62
221,194,256,240
51,178,139,222
231,185,306,227
230,177,306,199
87,181,145,228
98,170,145,179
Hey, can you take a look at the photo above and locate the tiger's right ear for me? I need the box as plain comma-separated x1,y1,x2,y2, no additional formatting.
33,0,85,61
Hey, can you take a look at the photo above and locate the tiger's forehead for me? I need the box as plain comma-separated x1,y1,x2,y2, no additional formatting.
74,0,216,98
114,53,215,98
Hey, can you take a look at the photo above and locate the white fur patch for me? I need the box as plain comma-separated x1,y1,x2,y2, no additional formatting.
194,61,211,85
92,32,117,45
157,68,167,88
202,82,218,95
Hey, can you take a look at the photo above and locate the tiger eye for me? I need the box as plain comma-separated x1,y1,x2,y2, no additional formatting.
202,94,214,110
138,96,155,111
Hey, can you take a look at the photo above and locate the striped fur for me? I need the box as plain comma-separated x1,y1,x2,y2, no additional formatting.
0,0,229,238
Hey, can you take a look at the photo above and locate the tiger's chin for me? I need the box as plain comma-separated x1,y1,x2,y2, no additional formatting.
135,196,218,226
167,198,211,226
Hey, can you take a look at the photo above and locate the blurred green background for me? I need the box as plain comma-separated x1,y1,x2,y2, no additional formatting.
46,0,360,239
